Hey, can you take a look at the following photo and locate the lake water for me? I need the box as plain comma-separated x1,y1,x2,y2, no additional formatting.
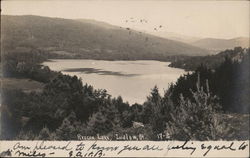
43,60,185,104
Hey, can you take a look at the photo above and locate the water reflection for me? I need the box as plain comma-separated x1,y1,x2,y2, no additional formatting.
43,59,185,104
64,68,139,77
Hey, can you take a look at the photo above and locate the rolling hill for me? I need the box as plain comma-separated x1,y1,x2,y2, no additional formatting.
1,15,209,60
149,31,201,44
191,37,249,53
169,47,249,71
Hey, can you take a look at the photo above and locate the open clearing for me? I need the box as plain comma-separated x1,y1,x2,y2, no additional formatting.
1,78,44,93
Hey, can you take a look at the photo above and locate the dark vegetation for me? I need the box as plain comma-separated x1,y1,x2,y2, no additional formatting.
169,47,250,113
1,47,249,140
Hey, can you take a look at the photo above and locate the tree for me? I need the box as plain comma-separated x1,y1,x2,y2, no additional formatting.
86,111,111,135
55,111,82,140
37,127,55,140
142,86,166,137
166,75,228,140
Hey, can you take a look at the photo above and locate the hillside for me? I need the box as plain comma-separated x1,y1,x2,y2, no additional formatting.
191,37,249,53
149,31,201,44
169,47,249,71
1,15,209,60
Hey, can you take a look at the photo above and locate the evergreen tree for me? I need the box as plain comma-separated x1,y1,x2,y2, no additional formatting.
166,75,227,140
37,126,55,140
143,86,166,137
55,111,81,140
86,111,111,135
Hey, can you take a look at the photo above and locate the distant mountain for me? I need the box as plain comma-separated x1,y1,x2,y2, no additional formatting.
77,19,119,29
191,37,249,53
147,31,249,54
149,31,201,44
1,15,209,60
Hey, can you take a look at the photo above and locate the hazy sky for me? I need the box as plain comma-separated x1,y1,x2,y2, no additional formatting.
2,0,249,39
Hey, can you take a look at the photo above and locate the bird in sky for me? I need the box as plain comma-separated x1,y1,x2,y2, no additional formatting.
124,18,148,24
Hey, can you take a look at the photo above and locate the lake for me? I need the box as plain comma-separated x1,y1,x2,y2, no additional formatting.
43,59,185,104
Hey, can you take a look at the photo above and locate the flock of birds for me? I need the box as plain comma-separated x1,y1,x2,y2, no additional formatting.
109,17,163,47
118,17,163,46
125,17,148,24
123,17,164,32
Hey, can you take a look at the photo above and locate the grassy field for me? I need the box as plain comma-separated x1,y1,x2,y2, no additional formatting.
1,78,44,93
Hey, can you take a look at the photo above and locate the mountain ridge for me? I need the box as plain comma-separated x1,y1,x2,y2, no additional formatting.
149,31,201,44
1,15,210,60
191,37,249,52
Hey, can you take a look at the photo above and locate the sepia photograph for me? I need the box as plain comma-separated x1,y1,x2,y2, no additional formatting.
0,0,249,157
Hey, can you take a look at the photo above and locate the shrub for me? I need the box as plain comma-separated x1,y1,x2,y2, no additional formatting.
15,130,36,140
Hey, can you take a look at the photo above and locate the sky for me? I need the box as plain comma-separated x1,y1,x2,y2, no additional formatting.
2,0,249,39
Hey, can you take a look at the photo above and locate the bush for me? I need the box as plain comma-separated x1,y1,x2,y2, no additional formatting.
15,130,36,140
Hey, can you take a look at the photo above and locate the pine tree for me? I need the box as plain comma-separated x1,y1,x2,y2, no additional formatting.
86,111,111,135
166,74,228,140
143,86,166,137
55,111,80,140
37,126,54,140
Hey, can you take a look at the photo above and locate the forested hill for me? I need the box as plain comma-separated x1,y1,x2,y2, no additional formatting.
191,37,249,53
1,15,209,60
169,47,250,71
